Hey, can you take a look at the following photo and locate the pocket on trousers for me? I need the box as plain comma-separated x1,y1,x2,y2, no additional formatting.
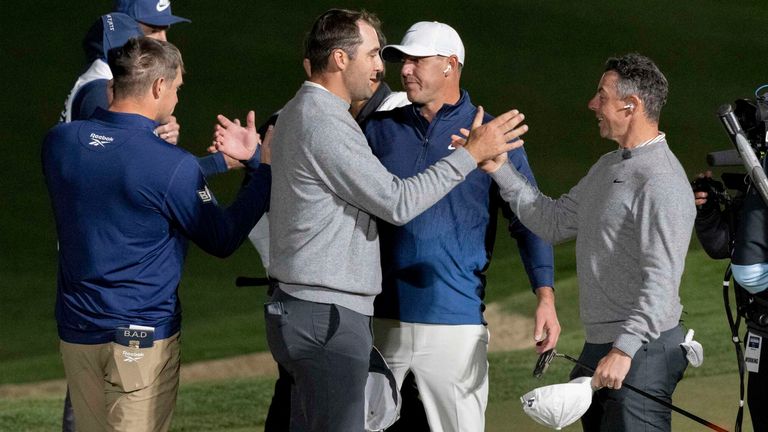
312,303,340,347
107,342,158,392
265,301,291,364
264,301,288,327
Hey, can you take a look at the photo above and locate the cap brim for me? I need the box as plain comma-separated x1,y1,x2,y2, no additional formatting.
137,15,191,26
381,44,438,62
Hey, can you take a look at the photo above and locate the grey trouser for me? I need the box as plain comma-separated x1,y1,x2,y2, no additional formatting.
570,324,688,432
265,288,372,432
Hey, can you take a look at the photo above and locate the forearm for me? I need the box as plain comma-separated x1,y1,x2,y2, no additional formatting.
172,157,271,258
315,135,477,226
197,153,229,178
694,208,730,259
490,162,578,244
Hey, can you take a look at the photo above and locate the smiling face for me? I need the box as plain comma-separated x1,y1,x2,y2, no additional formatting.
341,21,384,102
587,71,632,143
400,54,453,106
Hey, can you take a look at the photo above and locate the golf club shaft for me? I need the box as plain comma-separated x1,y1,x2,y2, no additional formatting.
559,353,728,432
235,276,270,287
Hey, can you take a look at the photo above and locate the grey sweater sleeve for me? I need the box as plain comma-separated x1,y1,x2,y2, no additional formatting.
489,162,582,244
306,119,477,225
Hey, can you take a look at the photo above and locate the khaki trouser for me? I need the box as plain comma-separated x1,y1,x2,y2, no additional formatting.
60,332,180,432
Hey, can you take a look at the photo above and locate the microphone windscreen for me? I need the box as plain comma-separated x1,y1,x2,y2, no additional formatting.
707,149,742,167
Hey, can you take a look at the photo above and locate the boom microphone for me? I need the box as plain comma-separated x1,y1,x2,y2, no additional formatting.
706,149,742,167
718,104,768,205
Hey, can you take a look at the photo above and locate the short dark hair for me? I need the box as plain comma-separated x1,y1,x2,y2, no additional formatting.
604,53,668,122
108,36,184,100
304,9,382,74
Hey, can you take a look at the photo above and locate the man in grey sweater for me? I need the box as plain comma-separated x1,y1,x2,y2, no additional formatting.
230,9,529,431
475,54,695,431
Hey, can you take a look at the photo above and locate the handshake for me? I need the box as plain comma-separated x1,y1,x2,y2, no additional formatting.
207,106,529,173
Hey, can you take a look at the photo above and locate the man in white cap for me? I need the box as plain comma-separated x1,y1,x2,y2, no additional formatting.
364,21,560,432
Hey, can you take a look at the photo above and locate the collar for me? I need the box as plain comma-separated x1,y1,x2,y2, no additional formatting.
301,81,351,111
617,133,667,160
92,107,159,132
620,132,666,150
303,80,330,93
410,89,474,122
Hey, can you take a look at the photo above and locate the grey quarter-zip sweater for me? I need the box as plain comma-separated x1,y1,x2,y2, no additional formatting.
268,82,477,315
490,140,695,357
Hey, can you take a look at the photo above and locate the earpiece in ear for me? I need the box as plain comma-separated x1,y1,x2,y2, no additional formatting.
623,103,635,111
443,64,452,75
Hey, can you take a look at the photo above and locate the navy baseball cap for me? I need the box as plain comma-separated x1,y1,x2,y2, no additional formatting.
82,13,143,62
114,0,191,26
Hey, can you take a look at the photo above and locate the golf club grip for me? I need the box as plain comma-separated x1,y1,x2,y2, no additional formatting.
561,354,729,432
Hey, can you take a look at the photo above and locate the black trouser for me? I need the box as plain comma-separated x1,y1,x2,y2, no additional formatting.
265,363,430,431
570,325,688,432
265,288,371,432
746,328,768,431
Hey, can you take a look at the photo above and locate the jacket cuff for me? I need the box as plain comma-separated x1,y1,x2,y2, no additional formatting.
447,147,478,176
613,334,644,358
530,268,555,291
242,148,263,171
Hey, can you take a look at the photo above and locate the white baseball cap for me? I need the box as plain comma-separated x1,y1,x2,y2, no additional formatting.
381,21,465,65
520,376,594,430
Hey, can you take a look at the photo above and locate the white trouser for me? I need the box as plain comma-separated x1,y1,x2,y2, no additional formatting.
373,318,489,432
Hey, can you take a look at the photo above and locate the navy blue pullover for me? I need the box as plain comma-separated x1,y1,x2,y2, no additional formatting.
42,108,270,344
364,91,554,324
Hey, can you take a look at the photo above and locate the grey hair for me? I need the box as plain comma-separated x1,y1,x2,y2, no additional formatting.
604,53,668,122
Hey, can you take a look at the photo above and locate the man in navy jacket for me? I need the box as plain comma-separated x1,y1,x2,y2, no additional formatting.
42,37,270,432
364,21,559,432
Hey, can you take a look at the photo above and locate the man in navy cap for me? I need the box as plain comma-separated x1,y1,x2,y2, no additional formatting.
113,0,190,41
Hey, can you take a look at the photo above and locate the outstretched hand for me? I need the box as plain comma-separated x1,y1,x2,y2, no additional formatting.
462,106,528,165
213,110,260,162
451,126,508,173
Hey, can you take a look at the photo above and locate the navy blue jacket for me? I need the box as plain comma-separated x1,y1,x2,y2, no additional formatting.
42,108,270,344
364,91,554,324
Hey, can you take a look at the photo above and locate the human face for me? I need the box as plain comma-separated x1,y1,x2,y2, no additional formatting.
400,55,452,105
157,67,182,124
342,21,384,102
587,71,631,143
139,22,169,41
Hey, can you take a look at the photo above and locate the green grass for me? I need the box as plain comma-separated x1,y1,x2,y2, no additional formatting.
0,248,754,430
